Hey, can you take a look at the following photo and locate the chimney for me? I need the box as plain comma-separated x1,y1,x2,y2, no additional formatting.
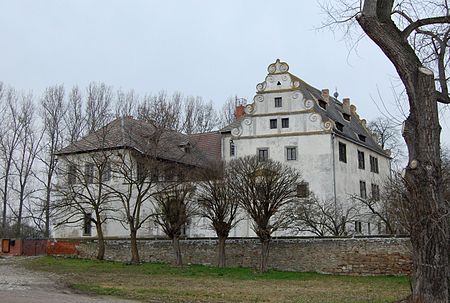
234,105,245,119
321,89,330,102
342,97,351,114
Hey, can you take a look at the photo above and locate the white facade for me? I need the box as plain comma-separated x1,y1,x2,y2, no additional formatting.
54,59,390,239
219,59,390,236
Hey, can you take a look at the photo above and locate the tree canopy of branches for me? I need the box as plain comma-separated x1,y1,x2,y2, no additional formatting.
322,1,450,301
196,163,240,267
228,156,302,272
54,147,117,260
293,195,359,237
154,182,196,266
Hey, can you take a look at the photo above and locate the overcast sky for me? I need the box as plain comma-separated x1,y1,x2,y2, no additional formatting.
0,0,448,145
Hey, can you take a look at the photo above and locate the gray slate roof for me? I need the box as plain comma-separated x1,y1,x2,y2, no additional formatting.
57,117,222,167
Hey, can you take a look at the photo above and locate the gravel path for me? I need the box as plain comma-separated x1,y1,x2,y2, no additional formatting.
0,256,139,303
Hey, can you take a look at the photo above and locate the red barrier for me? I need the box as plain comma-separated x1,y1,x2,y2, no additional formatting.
47,240,79,255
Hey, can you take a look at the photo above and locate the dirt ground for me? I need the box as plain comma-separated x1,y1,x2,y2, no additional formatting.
0,256,139,303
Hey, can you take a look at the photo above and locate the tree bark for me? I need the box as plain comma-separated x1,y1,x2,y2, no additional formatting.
260,239,270,273
356,2,449,301
403,67,449,303
217,236,227,268
172,236,183,266
130,229,140,264
96,223,105,260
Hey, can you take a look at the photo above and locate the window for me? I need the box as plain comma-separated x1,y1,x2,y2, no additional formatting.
368,222,371,235
371,183,380,201
370,156,379,173
258,148,269,161
68,164,77,185
281,118,289,128
343,113,351,121
286,147,297,161
274,97,282,108
270,119,277,129
230,140,236,157
358,134,366,142
84,163,94,184
137,163,148,181
336,122,344,132
357,150,365,170
355,221,362,233
151,168,159,182
83,213,92,236
101,162,111,182
360,180,367,199
318,100,327,109
338,142,347,163
297,183,309,198
276,81,281,86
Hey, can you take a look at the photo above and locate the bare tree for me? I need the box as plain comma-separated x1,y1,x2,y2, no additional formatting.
153,182,196,266
34,85,67,237
352,175,410,235
322,1,450,301
228,156,302,272
137,91,182,131
219,95,238,128
10,93,43,237
115,89,138,118
368,116,405,168
107,150,173,264
182,96,219,134
65,85,85,144
54,150,116,260
196,163,240,267
85,82,113,134
292,195,359,237
0,88,25,234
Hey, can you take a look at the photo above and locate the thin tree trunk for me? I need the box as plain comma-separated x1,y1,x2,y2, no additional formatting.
1,162,11,232
44,169,52,238
96,224,105,260
217,236,226,268
130,229,140,264
15,190,25,238
172,236,182,266
260,239,270,273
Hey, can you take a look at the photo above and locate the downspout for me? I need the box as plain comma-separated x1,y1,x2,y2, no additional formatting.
331,133,337,207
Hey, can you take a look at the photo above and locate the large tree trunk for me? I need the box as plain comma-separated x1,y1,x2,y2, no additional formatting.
403,68,449,303
172,236,183,266
96,223,105,260
260,239,270,273
130,229,140,264
217,236,227,268
357,2,449,301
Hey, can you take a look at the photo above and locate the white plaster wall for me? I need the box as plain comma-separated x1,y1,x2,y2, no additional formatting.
333,136,391,234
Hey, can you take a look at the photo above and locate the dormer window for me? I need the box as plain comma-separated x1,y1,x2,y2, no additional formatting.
336,122,344,132
358,134,366,142
318,100,327,109
343,113,351,121
274,97,282,108
179,143,191,153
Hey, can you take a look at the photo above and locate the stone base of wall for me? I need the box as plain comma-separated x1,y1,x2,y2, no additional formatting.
74,237,412,276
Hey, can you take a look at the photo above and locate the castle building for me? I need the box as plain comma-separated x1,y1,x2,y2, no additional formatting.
53,59,390,239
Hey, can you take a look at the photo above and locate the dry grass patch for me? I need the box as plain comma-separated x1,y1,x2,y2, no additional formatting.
26,256,410,303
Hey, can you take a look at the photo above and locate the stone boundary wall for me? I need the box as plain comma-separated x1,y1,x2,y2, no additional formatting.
75,237,412,275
